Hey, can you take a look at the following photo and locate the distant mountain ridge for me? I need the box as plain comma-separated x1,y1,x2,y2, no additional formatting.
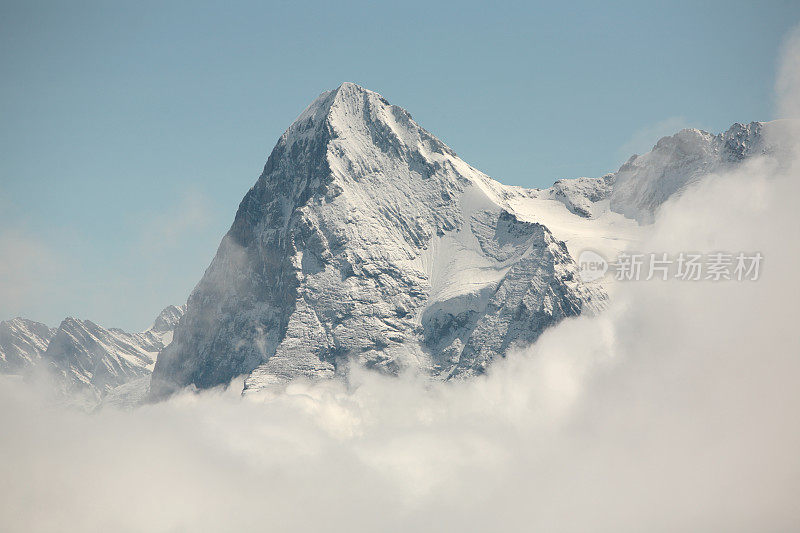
610,121,771,222
0,318,53,373
0,305,184,406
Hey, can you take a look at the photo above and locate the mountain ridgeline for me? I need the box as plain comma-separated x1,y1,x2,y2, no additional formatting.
0,305,184,406
151,83,775,398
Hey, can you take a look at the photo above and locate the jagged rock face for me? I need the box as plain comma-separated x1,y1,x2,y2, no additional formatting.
149,304,184,339
610,122,768,222
152,83,604,397
536,123,773,225
428,211,598,377
550,175,614,218
0,305,184,404
44,317,157,395
44,305,184,396
0,318,54,373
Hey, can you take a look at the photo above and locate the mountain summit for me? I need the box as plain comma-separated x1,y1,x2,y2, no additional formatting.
151,83,605,397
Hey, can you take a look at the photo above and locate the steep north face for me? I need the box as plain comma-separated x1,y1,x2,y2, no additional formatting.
151,83,604,397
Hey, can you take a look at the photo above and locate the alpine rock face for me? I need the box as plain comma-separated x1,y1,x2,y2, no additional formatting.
151,83,608,397
0,318,55,373
0,305,184,405
610,121,773,222
152,84,779,397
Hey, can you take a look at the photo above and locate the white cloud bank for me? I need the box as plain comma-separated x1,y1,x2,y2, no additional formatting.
2,26,800,533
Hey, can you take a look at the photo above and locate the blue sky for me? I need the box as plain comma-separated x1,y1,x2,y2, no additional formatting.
1,0,799,330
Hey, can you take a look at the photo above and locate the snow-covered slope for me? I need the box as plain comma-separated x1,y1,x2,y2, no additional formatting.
43,305,184,398
500,122,780,264
0,305,184,404
0,318,54,373
503,178,643,271
151,83,606,397
610,122,774,222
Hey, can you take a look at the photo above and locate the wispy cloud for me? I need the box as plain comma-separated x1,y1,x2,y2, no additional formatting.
617,116,696,163
0,187,216,329
134,188,212,253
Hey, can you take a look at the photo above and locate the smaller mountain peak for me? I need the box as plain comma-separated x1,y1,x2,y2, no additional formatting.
3,317,32,326
150,305,185,333
59,317,81,328
0,317,54,336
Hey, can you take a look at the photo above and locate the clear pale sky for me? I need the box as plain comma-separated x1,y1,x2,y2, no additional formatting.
1,0,799,330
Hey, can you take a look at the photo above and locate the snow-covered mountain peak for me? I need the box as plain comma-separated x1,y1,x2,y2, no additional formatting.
0,306,185,408
610,121,773,222
151,84,603,397
149,304,185,334
0,318,54,373
327,82,456,158
279,82,459,178
649,127,715,157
